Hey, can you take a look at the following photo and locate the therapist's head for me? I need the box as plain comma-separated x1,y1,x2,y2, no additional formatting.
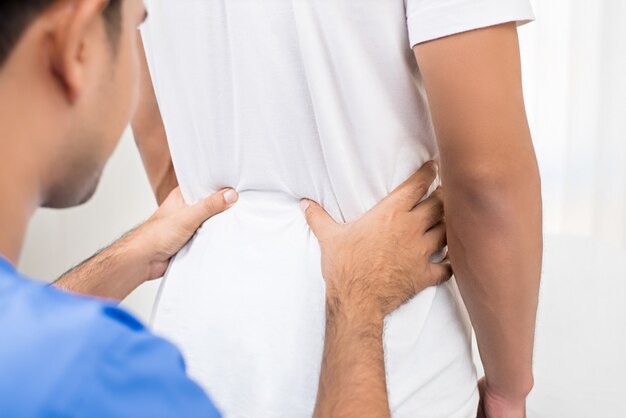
0,0,147,208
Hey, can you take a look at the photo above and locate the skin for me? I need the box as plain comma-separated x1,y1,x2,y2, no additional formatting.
55,187,239,300
0,0,451,415
0,0,238,300
133,36,177,204
305,164,453,418
133,20,542,418
131,35,182,205
0,0,244,299
414,23,543,418
0,0,147,262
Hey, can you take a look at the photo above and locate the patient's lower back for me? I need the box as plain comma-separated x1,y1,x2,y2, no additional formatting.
142,1,476,416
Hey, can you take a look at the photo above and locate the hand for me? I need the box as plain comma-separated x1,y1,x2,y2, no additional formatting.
131,187,238,280
477,377,528,418
302,161,451,318
54,187,238,300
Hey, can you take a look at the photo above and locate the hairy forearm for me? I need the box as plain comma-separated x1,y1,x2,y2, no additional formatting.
54,230,149,301
445,159,542,399
314,299,390,418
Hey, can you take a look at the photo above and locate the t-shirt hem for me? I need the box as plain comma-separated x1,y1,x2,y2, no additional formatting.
407,1,535,47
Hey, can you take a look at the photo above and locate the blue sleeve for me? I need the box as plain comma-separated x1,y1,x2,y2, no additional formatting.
74,308,221,418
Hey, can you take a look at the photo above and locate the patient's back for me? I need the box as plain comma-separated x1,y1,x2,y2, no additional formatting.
142,1,478,416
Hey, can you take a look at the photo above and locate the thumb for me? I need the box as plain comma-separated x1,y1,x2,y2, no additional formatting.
301,199,337,240
185,188,238,230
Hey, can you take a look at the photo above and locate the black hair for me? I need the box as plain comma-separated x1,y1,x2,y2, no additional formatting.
0,0,122,67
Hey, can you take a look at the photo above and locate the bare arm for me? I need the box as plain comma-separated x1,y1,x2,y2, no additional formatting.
315,304,388,418
55,188,238,300
132,36,178,205
305,163,452,417
413,23,542,416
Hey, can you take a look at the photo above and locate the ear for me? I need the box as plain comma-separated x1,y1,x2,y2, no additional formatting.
49,0,110,103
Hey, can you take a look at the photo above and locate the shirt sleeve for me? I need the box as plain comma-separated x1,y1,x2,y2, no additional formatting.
405,0,535,47
74,307,221,418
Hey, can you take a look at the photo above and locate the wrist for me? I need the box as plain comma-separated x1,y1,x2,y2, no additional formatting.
482,393,526,418
481,376,533,418
114,227,154,284
486,374,534,402
56,229,151,301
325,269,388,320
325,290,385,337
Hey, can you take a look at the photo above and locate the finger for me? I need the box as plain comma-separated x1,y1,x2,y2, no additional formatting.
424,221,447,256
301,199,338,240
428,261,453,287
413,189,444,231
381,161,438,211
184,188,238,230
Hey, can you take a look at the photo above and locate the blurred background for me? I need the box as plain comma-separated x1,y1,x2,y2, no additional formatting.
19,0,625,416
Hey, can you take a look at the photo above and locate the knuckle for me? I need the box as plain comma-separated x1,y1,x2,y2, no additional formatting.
385,209,399,223
204,196,222,214
421,164,437,181
413,180,429,195
429,201,444,218
418,246,430,261
305,207,316,224
418,211,435,228
420,161,435,174
431,209,444,224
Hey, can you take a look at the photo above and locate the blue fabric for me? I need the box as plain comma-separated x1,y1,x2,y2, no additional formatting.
0,257,221,418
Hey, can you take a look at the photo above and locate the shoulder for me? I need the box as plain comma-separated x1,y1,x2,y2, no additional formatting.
0,276,220,417
78,299,221,418
0,274,147,356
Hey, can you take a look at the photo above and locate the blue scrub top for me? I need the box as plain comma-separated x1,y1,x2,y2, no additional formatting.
0,257,221,418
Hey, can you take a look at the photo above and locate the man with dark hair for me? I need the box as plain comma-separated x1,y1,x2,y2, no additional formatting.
0,0,451,416
0,0,120,64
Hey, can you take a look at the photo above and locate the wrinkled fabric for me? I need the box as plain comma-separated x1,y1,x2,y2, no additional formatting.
141,1,533,416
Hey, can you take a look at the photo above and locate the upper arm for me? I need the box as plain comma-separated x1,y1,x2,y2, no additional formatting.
404,0,535,180
413,23,534,179
132,35,178,204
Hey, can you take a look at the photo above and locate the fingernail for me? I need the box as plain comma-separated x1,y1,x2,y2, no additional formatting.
300,199,310,212
223,189,238,205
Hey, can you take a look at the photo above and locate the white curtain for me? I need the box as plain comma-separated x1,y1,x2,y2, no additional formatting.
522,0,626,243
519,1,626,416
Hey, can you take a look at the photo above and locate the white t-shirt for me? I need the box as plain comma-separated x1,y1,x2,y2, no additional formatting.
141,1,533,417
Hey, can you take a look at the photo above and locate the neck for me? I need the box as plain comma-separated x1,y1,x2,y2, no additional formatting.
0,67,52,264
0,182,37,265
0,112,42,264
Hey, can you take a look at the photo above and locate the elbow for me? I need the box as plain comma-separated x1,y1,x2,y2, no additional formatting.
445,162,542,220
